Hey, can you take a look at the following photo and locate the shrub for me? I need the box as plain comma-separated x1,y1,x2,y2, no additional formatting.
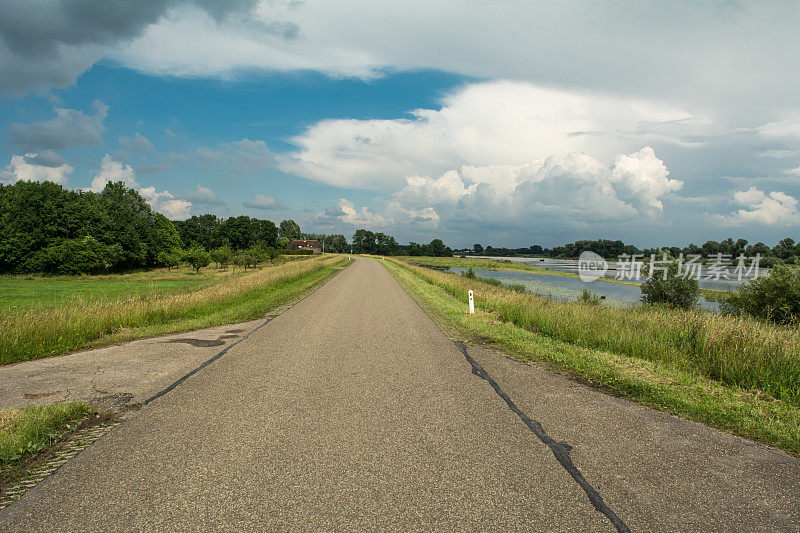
640,260,699,309
507,283,527,293
460,268,476,279
721,265,800,325
577,288,602,305
282,249,313,256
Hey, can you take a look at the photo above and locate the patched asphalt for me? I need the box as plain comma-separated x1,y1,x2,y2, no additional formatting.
1,257,798,531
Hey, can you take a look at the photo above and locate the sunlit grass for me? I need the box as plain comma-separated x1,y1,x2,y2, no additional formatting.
0,255,350,365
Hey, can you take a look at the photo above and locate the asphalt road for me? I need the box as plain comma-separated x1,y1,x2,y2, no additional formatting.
2,257,798,531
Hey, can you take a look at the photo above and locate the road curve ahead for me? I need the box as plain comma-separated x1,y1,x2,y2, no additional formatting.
1,258,797,531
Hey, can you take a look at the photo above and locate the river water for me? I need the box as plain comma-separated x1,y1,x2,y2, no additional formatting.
445,266,721,310
470,256,757,291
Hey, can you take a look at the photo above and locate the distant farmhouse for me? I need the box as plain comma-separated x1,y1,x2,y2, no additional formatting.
287,239,322,254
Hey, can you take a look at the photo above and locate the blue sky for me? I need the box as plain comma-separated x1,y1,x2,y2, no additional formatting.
1,1,799,248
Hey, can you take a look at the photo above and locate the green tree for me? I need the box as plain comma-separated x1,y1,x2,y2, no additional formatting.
150,213,182,260
640,260,699,309
98,181,157,270
182,246,211,273
28,236,109,275
174,214,222,250
279,219,302,240
210,245,233,268
255,219,279,248
352,229,376,254
425,239,452,257
324,234,349,253
156,249,182,271
0,181,110,273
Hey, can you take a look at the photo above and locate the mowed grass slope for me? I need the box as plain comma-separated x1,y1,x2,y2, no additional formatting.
383,258,800,454
1,255,351,365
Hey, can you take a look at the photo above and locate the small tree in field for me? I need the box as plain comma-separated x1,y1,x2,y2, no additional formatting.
640,258,699,309
232,251,257,273
182,246,211,273
210,245,233,269
157,249,182,271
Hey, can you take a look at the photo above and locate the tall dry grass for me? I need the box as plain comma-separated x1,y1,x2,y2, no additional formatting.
1,255,343,365
396,260,800,405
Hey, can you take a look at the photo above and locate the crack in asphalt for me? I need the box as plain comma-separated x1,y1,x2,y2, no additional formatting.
143,318,273,406
456,343,631,533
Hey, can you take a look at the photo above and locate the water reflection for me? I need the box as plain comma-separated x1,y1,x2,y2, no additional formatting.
445,266,720,310
472,256,750,291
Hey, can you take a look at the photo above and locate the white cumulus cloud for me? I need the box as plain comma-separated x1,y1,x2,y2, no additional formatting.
281,80,692,191
139,186,192,219
0,153,74,185
714,187,800,226
314,199,391,229
384,147,681,234
88,154,139,192
87,154,191,219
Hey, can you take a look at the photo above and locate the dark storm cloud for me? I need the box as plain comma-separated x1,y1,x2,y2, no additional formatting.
0,0,260,92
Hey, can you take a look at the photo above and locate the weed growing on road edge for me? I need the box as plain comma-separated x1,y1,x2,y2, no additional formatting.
382,258,800,455
0,403,92,476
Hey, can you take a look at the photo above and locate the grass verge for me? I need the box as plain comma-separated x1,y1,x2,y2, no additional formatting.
383,258,800,455
1,402,92,481
1,255,351,365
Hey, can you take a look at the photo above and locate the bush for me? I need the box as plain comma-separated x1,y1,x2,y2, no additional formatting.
281,249,313,256
577,288,602,305
640,261,699,309
460,268,476,279
507,283,527,293
721,265,800,325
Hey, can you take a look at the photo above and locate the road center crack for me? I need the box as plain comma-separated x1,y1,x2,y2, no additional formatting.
456,343,630,533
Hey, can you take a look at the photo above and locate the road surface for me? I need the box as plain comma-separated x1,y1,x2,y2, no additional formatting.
1,257,798,531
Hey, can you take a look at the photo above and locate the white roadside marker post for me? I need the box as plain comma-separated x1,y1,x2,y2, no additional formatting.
468,290,475,314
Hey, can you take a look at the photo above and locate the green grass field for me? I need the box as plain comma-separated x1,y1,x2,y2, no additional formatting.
0,255,351,365
383,258,800,455
0,267,253,313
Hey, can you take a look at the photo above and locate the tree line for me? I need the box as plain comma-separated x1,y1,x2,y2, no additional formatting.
349,229,453,257
0,181,345,275
466,237,800,267
0,180,183,274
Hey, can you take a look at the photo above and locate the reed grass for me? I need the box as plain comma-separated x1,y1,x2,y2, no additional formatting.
0,255,349,365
